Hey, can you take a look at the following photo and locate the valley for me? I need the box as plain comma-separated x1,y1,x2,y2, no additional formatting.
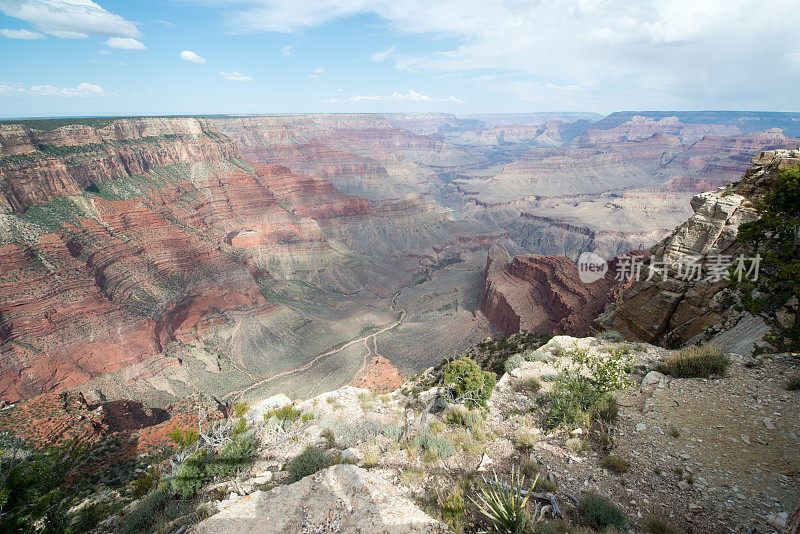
2,111,799,407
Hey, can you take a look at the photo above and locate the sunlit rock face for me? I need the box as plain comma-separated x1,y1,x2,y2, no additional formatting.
594,148,800,345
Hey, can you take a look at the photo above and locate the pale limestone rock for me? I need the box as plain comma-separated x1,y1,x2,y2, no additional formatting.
246,394,292,423
194,465,447,534
640,371,667,395
341,447,364,464
477,453,493,472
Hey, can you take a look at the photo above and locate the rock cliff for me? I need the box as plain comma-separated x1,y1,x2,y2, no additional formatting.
594,148,800,345
0,117,236,213
480,246,629,336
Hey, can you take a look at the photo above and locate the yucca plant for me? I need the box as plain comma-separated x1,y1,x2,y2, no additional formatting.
471,467,538,533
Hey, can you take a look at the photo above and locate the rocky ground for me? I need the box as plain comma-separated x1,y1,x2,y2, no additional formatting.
82,335,798,534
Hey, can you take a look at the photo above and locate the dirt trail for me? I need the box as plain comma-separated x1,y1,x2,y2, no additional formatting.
225,308,406,401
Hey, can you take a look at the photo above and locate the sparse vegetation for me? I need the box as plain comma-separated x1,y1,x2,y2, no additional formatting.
515,428,541,449
287,446,330,482
668,425,681,438
505,353,525,373
597,331,626,342
656,345,730,378
411,433,456,460
524,376,541,394
644,514,680,534
601,454,631,474
578,493,629,531
445,407,484,430
786,374,800,391
264,404,302,422
590,395,618,423
422,476,474,534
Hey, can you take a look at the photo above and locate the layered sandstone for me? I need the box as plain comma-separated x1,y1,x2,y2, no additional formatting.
594,148,800,344
0,117,236,213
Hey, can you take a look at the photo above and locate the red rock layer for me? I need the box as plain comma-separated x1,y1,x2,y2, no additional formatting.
0,118,236,213
0,122,394,402
481,247,623,337
349,355,404,394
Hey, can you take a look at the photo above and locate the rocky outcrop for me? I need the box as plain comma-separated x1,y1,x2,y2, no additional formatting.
481,246,626,336
194,464,447,534
594,148,800,345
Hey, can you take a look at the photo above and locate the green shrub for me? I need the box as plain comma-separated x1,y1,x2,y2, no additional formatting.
288,446,330,482
411,433,456,459
786,374,800,391
656,346,730,378
170,450,207,498
383,424,403,441
265,405,302,422
232,417,248,436
579,493,628,531
590,396,619,422
123,488,170,534
504,354,525,373
734,164,800,352
233,402,249,418
129,472,156,498
543,347,632,430
206,432,256,479
445,407,483,429
168,427,199,448
442,357,497,408
597,331,626,342
601,454,630,474
471,467,536,534
644,514,679,534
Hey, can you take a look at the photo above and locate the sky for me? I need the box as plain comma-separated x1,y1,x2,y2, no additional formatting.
0,0,799,118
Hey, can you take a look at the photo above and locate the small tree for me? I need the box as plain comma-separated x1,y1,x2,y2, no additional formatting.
441,357,496,408
734,165,800,352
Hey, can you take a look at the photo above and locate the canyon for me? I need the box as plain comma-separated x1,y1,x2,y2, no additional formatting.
1,111,799,407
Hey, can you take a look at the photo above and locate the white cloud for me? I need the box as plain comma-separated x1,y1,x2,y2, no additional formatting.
0,28,45,39
179,50,206,63
29,82,107,97
0,82,25,94
221,70,253,81
116,61,125,66
281,44,293,57
349,90,463,103
104,37,145,50
215,0,800,110
0,0,141,39
370,45,395,61
308,67,324,78
97,49,110,55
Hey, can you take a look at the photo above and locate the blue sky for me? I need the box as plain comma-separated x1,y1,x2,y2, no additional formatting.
1,0,799,118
